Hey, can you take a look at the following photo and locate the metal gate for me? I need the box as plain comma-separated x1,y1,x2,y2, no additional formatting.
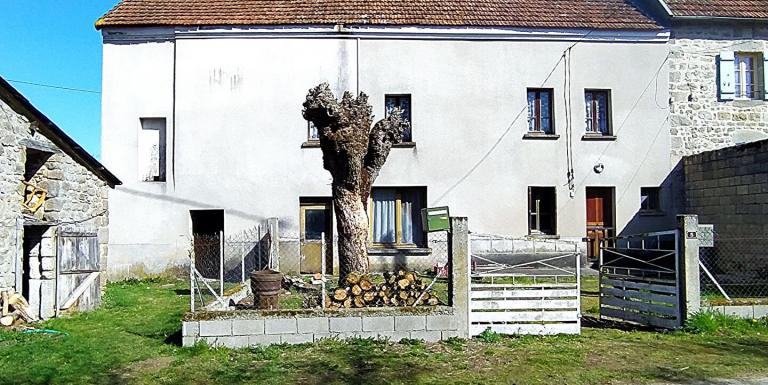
599,230,682,329
57,231,101,312
469,238,581,336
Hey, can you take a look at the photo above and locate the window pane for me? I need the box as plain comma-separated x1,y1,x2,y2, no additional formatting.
735,56,742,98
541,91,552,134
400,190,424,244
372,189,397,243
308,121,319,140
304,209,326,240
585,93,594,132
596,93,608,134
529,187,556,235
527,91,536,131
386,95,412,141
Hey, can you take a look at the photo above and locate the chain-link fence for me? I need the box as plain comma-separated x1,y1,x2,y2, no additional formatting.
700,229,768,303
189,223,453,311
189,225,272,312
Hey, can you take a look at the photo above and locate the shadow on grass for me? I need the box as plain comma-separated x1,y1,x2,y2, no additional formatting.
582,315,665,333
283,340,436,385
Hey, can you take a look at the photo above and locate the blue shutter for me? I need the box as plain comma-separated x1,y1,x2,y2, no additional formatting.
719,51,736,100
763,51,768,100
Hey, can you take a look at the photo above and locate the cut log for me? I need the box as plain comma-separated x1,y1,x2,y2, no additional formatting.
359,278,373,291
398,291,409,300
406,297,416,306
427,297,439,306
404,272,416,283
345,272,361,286
363,291,376,302
353,296,365,308
1,291,8,316
333,288,348,301
351,284,362,296
0,314,13,327
343,298,353,308
397,279,410,290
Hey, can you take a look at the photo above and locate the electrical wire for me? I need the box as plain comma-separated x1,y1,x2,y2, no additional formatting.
6,79,101,94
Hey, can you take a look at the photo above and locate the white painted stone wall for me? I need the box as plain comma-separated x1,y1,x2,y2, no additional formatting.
101,26,675,277
669,22,768,158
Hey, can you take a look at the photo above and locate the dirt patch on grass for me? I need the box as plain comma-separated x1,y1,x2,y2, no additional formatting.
111,356,174,383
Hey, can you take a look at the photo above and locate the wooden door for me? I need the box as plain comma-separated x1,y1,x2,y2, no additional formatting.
586,188,614,260
300,204,332,274
57,231,101,312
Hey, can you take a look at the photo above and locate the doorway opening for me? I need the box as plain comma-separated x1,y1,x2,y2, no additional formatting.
586,187,615,261
190,210,224,279
299,198,333,274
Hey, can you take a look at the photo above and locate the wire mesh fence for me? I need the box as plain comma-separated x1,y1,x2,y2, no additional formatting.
189,225,453,311
700,229,768,303
189,226,272,312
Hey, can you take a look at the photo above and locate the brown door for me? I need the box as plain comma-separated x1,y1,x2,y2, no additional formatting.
586,188,614,260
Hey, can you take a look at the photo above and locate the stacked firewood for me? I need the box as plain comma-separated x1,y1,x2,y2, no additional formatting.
327,270,441,309
0,289,38,327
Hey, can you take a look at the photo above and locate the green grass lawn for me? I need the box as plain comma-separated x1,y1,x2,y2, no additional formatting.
0,277,767,385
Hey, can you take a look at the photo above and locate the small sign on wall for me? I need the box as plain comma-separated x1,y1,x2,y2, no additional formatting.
421,207,450,232
698,224,715,247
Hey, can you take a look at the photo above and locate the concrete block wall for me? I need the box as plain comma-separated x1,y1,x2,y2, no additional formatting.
703,305,768,319
684,139,768,277
182,311,460,348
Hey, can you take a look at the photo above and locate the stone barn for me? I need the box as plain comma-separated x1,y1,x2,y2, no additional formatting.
0,76,121,319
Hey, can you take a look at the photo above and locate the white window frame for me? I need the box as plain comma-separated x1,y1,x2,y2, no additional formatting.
734,52,762,100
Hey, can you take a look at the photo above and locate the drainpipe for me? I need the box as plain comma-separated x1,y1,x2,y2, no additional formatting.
356,37,360,94
14,217,21,291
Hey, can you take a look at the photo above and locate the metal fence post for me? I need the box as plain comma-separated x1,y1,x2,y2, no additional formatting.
190,246,195,313
321,231,326,309
257,225,262,271
219,230,224,297
267,218,280,271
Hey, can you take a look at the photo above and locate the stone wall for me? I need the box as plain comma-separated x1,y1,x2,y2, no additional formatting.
182,308,460,348
669,22,768,158
0,95,110,316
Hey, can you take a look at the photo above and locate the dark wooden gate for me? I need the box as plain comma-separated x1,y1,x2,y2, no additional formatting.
57,231,101,312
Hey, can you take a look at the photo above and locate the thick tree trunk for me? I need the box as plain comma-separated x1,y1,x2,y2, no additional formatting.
333,185,369,283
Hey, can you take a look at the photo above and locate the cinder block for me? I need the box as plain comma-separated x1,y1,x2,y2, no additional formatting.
362,316,394,332
265,318,298,334
313,333,342,342
233,319,265,335
410,330,442,342
182,336,197,347
723,306,753,319
441,330,461,340
329,317,363,332
297,317,329,334
182,321,200,337
208,336,250,348
249,334,282,346
281,333,314,344
427,315,458,331
395,315,426,331
199,320,233,336
753,305,768,318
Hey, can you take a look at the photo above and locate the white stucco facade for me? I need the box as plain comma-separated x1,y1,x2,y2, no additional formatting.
101,26,675,277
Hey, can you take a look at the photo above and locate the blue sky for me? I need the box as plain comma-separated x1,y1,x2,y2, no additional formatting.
0,1,118,159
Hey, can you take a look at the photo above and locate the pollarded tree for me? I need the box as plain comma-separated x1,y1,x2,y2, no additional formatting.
302,83,406,283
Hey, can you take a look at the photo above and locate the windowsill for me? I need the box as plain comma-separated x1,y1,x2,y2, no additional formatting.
141,180,167,183
730,99,766,107
301,141,321,148
368,246,431,255
392,142,416,148
523,133,560,140
527,234,560,239
582,134,617,141
639,210,666,217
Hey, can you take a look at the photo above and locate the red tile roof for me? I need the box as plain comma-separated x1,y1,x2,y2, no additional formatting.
664,0,768,18
96,0,661,30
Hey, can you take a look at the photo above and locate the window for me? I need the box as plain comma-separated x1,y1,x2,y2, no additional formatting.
527,89,554,134
584,90,612,135
385,94,412,142
640,187,661,212
138,118,166,182
528,187,556,236
307,121,319,141
370,187,425,247
734,53,762,99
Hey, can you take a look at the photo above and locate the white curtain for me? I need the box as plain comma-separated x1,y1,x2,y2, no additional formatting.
373,189,396,243
400,190,424,245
